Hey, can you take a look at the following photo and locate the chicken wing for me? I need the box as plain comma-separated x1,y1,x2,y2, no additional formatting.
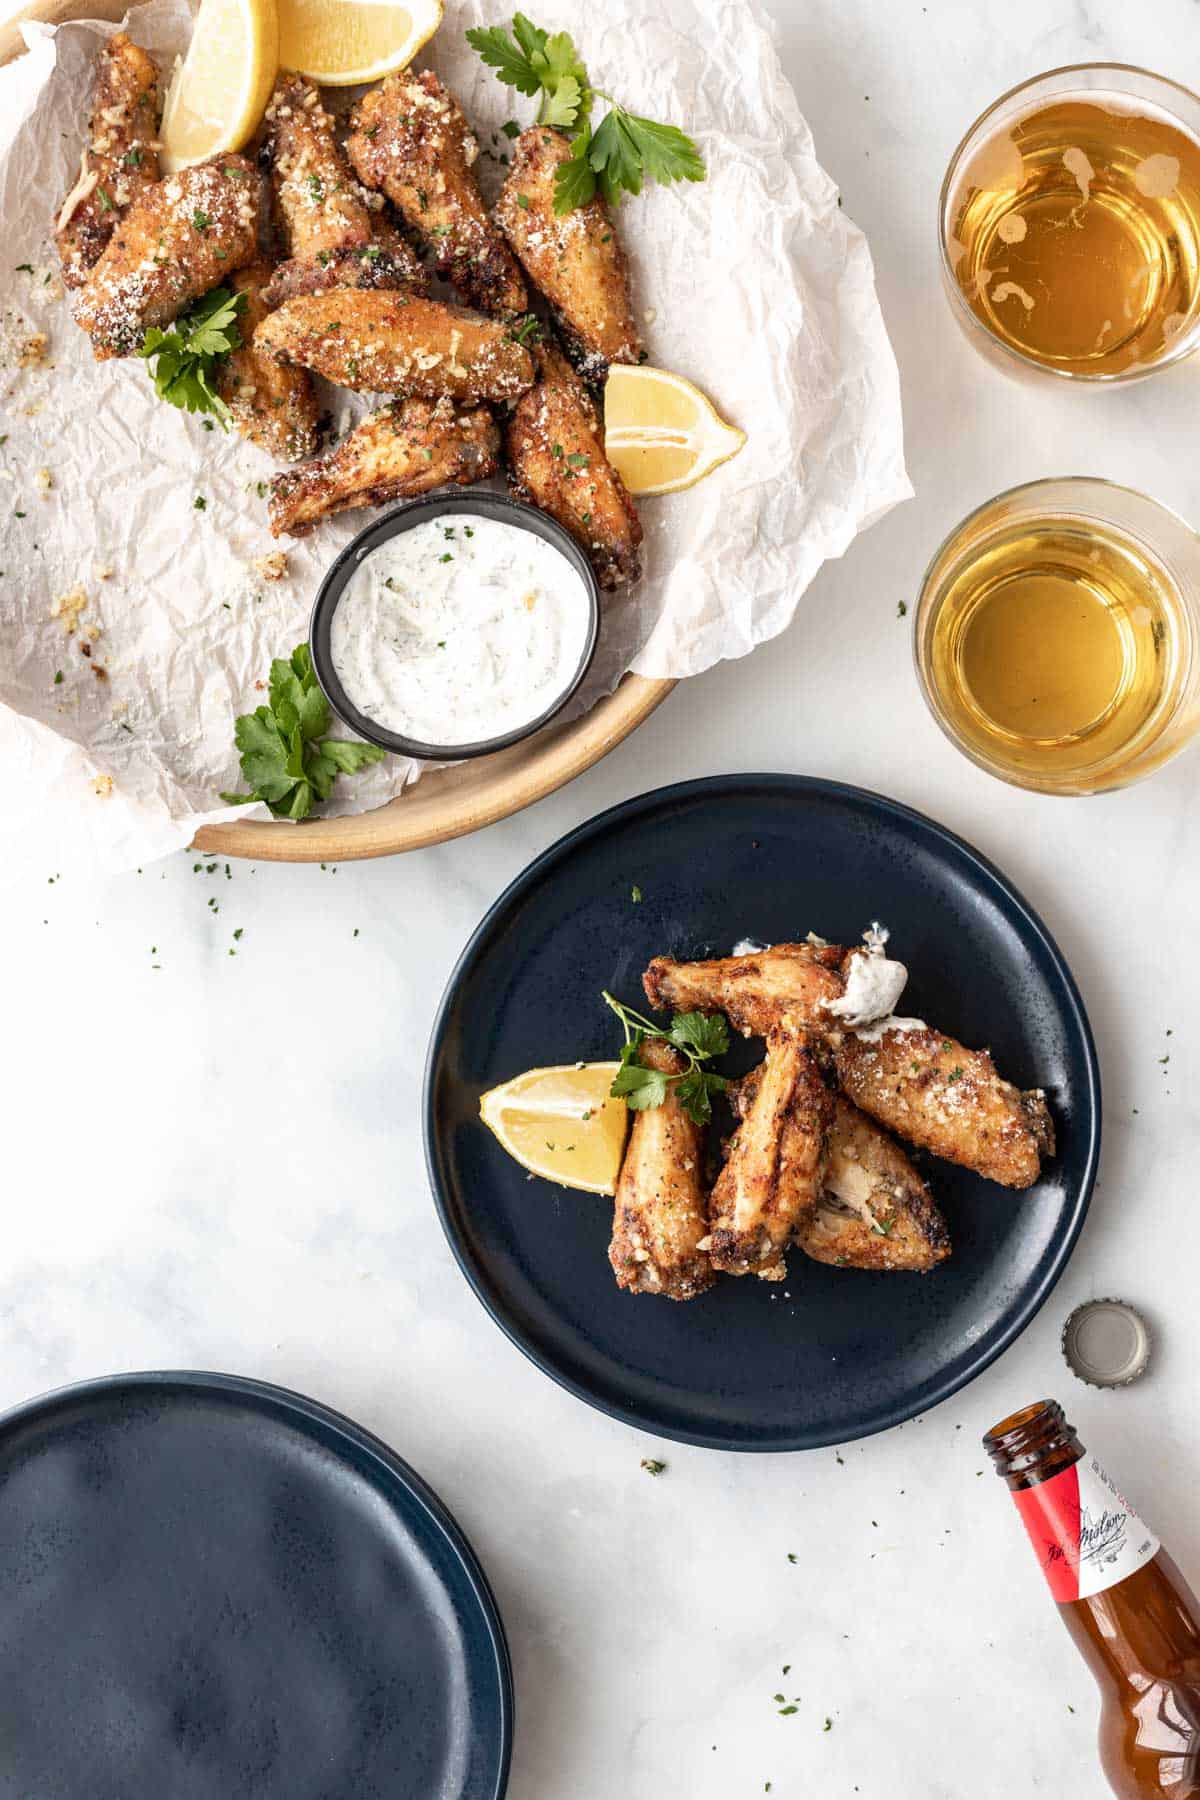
831,1024,1054,1190
346,70,526,316
797,1193,950,1274
608,1040,714,1301
216,263,319,463
706,1031,832,1279
728,1079,951,1272
260,74,427,308
268,396,499,538
495,127,642,380
56,33,161,291
254,290,534,402
643,942,848,1040
75,155,264,359
798,1097,951,1272
505,339,642,589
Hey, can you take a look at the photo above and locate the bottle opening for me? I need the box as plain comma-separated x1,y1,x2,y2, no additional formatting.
985,1398,1058,1441
983,1398,1081,1486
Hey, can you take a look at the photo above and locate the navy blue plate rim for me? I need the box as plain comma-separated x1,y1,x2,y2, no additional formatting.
423,773,1102,1453
0,1368,514,1799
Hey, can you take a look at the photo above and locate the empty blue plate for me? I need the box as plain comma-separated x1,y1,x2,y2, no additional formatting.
424,775,1100,1452
0,1371,512,1799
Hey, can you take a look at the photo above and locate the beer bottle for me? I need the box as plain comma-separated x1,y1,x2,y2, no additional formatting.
985,1398,1200,1799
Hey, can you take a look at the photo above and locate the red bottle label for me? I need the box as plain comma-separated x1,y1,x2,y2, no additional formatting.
1012,1454,1160,1601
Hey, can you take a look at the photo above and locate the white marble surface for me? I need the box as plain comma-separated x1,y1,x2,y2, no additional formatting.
4,0,1200,1795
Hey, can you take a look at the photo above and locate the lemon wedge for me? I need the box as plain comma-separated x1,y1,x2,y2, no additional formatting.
480,1064,628,1195
160,0,279,174
276,0,442,86
604,363,747,497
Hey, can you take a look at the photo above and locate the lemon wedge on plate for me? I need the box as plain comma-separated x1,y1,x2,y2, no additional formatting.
276,0,443,86
604,363,747,497
480,1064,628,1195
160,0,279,173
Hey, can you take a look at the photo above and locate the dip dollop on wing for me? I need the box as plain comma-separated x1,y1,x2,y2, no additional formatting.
75,155,264,358
505,339,642,590
261,74,427,308
255,291,535,403
347,70,527,318
56,32,161,291
268,396,499,538
217,263,320,463
495,126,643,380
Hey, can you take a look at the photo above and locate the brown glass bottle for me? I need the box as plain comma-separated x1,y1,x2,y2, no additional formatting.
985,1399,1200,1799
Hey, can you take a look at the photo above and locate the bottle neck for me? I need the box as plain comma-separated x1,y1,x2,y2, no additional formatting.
985,1398,1163,1610
984,1398,1084,1491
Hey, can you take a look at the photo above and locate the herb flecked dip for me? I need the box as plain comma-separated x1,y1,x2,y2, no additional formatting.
330,513,593,746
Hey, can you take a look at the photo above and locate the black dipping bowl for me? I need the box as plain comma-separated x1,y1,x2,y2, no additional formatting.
309,494,601,762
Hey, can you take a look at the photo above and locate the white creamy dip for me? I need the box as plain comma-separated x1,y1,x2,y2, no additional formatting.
854,1014,929,1044
824,923,909,1028
330,514,593,747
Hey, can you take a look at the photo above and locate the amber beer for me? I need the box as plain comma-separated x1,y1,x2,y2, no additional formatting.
985,1400,1200,1798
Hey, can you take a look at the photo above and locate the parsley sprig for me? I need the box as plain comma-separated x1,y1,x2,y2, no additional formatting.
602,990,729,1124
221,644,386,820
466,13,705,214
138,286,246,426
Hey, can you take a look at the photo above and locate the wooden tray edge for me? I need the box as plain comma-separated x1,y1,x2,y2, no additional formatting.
192,674,676,861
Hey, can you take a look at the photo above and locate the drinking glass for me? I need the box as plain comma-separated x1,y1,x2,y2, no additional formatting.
914,478,1200,795
940,65,1200,382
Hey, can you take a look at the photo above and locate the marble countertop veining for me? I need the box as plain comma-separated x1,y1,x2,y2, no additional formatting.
3,1,1200,1796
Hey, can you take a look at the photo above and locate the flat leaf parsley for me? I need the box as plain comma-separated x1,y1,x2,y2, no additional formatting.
602,990,729,1124
466,13,705,213
138,285,246,426
221,644,386,821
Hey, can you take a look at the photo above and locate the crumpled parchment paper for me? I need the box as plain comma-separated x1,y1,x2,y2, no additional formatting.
0,0,909,873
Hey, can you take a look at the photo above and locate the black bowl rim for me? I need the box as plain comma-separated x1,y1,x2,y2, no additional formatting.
422,772,1103,1454
0,1368,514,1798
308,493,601,762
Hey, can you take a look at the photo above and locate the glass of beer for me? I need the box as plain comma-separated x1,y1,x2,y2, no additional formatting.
914,478,1200,794
940,65,1200,380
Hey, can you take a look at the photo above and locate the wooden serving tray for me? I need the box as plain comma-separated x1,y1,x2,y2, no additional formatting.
1,0,674,861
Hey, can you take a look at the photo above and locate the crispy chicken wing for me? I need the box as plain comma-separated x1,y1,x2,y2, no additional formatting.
268,396,499,538
729,1076,951,1273
608,1040,714,1301
831,1024,1054,1190
56,33,161,290
216,263,319,463
798,1190,950,1273
505,339,642,589
800,1095,950,1272
75,155,264,359
643,942,848,1040
254,290,534,402
495,127,642,379
260,74,427,308
347,70,526,316
706,1031,832,1279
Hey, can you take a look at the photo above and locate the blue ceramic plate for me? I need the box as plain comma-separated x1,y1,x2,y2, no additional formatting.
0,1371,512,1798
425,775,1100,1452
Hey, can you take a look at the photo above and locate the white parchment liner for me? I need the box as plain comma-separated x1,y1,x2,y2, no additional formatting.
0,0,909,872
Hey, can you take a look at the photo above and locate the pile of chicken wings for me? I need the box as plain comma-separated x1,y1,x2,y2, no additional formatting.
609,941,1055,1302
55,35,644,583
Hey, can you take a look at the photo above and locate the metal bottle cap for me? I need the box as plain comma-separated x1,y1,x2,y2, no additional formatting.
1061,1298,1151,1388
